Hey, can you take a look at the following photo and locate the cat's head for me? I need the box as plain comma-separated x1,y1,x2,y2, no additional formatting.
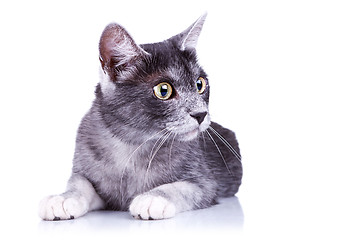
96,14,210,143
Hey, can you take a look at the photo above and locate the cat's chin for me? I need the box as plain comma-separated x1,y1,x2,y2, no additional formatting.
177,128,200,142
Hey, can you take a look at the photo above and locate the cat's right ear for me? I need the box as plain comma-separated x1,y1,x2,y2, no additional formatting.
172,13,207,51
99,23,148,80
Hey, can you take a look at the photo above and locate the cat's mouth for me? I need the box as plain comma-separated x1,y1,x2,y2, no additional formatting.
174,127,200,142
185,128,199,138
170,119,210,142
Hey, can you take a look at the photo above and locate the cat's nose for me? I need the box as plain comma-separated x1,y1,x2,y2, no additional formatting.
190,112,207,125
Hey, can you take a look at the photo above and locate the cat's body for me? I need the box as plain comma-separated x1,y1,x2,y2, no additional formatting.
39,14,242,221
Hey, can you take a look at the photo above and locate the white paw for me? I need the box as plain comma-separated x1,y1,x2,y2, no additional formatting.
38,195,88,221
129,194,176,220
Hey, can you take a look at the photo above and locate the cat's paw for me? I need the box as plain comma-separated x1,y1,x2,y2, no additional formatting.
38,195,88,221
129,194,176,220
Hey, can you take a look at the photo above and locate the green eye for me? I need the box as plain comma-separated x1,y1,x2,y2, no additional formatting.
196,77,206,94
153,82,173,100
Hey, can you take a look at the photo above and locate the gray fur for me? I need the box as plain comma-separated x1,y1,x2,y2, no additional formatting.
39,15,242,221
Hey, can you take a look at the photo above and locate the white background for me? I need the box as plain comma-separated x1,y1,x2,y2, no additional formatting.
0,0,359,239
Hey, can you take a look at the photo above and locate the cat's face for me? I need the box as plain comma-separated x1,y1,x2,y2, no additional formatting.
97,15,210,143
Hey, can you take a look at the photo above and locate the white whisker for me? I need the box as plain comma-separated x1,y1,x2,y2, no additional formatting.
149,129,171,160
119,127,172,200
168,133,177,162
143,130,173,188
206,130,233,176
208,126,242,161
167,133,177,181
201,131,206,149
149,131,172,162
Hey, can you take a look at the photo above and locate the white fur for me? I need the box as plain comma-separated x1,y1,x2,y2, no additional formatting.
99,68,116,94
167,111,210,141
38,195,88,220
156,181,204,209
129,181,203,220
38,174,105,220
130,194,176,220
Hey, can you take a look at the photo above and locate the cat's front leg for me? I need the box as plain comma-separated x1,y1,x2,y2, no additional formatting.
129,181,215,220
39,173,105,221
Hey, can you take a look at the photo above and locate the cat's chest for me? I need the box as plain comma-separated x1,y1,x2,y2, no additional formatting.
92,139,174,209
102,139,151,179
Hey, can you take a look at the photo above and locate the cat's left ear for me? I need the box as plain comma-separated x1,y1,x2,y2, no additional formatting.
173,13,207,51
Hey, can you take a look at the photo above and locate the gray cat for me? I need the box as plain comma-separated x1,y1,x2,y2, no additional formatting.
39,14,242,221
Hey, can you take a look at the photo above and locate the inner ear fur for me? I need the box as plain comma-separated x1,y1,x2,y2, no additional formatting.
99,23,148,79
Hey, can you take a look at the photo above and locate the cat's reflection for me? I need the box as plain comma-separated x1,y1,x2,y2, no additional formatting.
38,196,243,235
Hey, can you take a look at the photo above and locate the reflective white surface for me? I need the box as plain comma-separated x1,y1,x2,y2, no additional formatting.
37,197,243,238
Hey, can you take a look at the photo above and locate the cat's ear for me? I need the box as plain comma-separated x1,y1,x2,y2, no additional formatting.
99,23,148,79
174,13,207,51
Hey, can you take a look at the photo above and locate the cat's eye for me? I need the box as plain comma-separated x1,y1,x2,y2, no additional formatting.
196,77,206,94
153,82,173,100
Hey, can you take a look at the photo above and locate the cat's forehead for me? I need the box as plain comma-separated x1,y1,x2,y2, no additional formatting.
141,41,201,83
166,64,199,83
